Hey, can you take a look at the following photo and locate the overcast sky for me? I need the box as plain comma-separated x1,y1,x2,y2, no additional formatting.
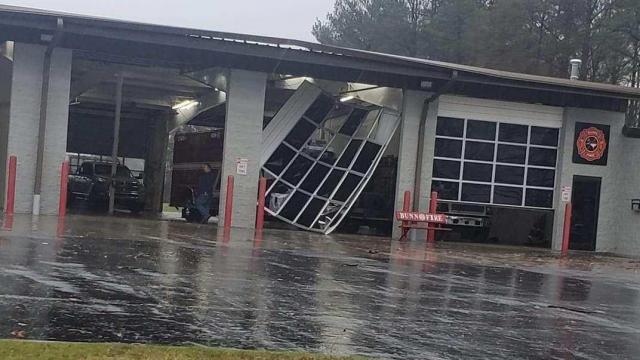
2,0,334,42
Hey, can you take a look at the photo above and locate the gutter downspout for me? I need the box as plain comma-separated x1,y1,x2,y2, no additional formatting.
33,18,64,215
413,70,458,210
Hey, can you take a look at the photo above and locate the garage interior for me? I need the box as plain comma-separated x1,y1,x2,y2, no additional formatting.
65,56,407,232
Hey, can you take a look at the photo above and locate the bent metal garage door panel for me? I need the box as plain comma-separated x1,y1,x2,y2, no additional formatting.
260,83,400,234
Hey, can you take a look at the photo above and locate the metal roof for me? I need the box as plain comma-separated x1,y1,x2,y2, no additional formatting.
1,4,639,100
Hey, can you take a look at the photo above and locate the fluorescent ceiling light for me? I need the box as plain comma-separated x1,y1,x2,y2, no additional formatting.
172,100,199,110
339,95,355,103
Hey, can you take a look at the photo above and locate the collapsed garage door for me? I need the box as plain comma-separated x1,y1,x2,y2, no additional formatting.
260,81,400,234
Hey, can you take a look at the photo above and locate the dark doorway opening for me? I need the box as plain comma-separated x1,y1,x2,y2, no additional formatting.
570,176,602,251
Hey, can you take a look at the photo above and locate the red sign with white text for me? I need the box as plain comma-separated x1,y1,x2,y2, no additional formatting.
396,212,447,223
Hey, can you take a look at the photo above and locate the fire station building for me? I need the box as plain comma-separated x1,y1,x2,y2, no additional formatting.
1,5,640,255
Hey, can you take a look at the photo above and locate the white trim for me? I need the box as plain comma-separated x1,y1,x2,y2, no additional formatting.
438,95,563,128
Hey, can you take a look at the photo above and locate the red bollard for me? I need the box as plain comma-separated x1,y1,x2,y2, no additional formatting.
58,160,70,217
5,155,16,216
561,203,572,256
400,190,411,240
223,175,234,231
255,177,267,231
427,191,439,243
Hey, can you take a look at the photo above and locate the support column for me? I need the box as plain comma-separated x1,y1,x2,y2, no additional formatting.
6,43,71,214
145,115,169,213
218,69,267,229
392,90,429,238
0,51,12,209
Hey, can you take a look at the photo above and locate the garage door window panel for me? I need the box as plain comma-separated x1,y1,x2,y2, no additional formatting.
493,186,523,206
525,189,554,208
461,183,491,203
465,142,495,161
432,181,460,201
530,127,559,146
435,138,463,158
497,144,526,164
467,120,496,140
495,165,525,185
433,159,461,180
499,123,528,144
463,162,493,182
529,147,557,167
436,117,465,137
527,168,556,188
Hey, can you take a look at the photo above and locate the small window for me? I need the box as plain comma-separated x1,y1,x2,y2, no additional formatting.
462,162,493,182
436,117,464,137
282,155,313,186
529,147,557,167
318,169,345,197
465,142,495,161
300,164,331,192
297,197,326,227
461,183,491,203
334,174,362,202
304,95,334,124
339,109,367,136
466,120,496,140
530,127,559,146
336,140,362,168
527,168,555,188
265,144,296,175
433,159,461,180
352,141,381,173
495,165,524,185
432,180,459,201
499,123,528,144
285,120,316,149
435,138,463,158
525,189,554,208
280,191,311,221
497,144,526,164
493,186,523,206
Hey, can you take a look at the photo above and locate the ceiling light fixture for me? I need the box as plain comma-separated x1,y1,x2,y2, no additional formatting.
172,100,199,110
339,95,355,103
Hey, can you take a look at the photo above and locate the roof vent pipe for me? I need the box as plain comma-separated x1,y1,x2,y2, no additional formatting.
570,59,582,80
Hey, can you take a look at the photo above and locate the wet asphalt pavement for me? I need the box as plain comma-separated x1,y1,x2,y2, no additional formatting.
0,214,639,359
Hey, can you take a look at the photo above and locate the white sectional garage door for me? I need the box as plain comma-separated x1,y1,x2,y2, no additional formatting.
432,96,563,209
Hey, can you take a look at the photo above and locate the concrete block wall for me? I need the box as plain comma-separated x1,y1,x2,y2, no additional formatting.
392,90,429,238
218,69,267,229
610,134,640,255
551,108,626,252
5,43,72,214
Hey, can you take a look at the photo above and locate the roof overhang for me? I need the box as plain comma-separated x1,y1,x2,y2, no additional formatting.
0,5,639,109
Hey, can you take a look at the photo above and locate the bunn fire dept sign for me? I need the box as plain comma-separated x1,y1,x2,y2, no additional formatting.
573,122,610,166
396,212,447,223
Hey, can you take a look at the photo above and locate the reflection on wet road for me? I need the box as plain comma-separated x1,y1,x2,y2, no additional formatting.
1,214,639,359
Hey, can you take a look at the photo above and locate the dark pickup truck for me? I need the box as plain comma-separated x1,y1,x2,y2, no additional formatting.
68,161,146,213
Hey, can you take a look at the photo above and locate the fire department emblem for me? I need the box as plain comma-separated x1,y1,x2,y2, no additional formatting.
576,127,607,162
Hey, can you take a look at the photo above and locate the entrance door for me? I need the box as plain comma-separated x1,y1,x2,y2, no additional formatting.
570,176,601,251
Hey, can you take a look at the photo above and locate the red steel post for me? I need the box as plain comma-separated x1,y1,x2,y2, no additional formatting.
5,155,16,216
58,161,70,217
400,190,411,240
256,177,267,231
561,203,572,256
427,191,439,243
403,190,411,212
223,176,234,230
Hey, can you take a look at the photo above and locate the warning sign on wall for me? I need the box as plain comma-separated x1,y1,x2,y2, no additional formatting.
561,186,572,202
236,158,248,176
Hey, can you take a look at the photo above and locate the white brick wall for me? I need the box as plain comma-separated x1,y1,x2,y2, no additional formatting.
218,69,267,229
6,43,72,214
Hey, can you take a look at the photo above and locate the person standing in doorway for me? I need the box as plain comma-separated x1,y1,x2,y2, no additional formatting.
196,164,215,224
